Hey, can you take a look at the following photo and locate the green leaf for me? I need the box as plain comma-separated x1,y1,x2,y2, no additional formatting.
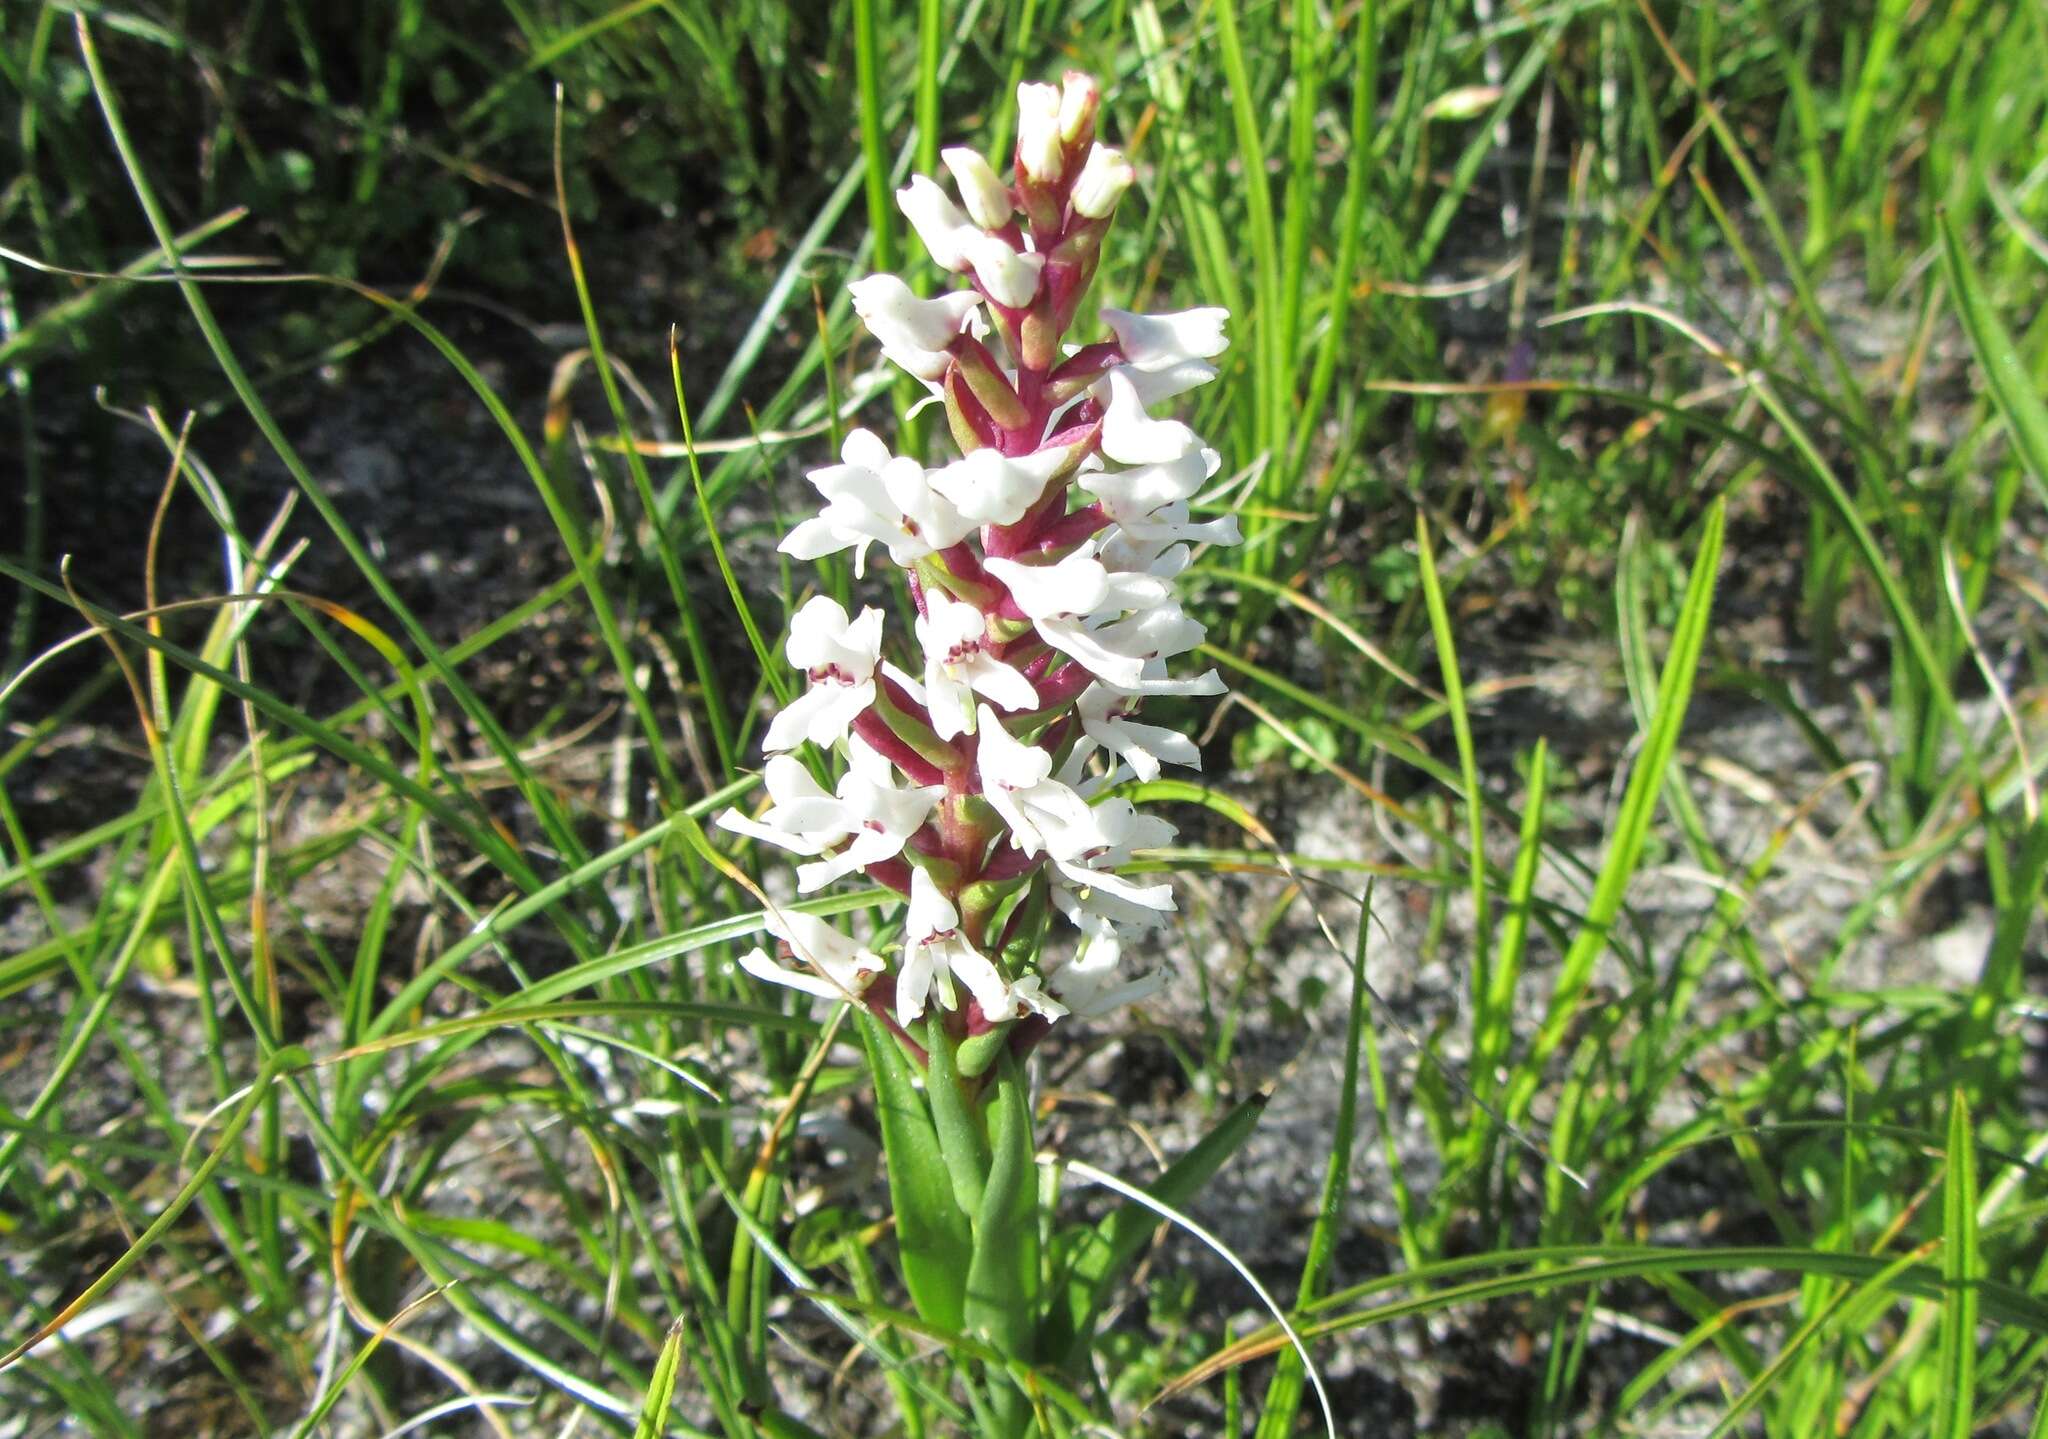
858,1010,970,1334
1044,1092,1268,1370
926,1016,991,1219
965,1052,1039,1359
1940,210,2048,511
1935,1088,1981,1439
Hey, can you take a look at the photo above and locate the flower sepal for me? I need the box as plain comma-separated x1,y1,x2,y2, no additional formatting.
954,1021,1014,1077
868,677,970,780
949,335,1033,432
916,552,1007,621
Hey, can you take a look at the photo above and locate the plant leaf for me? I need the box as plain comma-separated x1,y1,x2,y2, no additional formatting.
926,1015,991,1219
965,1051,1039,1359
859,1009,970,1334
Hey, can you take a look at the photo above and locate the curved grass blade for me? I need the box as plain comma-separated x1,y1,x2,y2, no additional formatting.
1043,1092,1267,1369
1938,210,2048,511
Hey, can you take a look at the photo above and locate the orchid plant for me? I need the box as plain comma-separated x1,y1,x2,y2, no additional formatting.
717,72,1244,1427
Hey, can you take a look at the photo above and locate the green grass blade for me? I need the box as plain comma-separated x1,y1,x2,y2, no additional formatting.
1415,514,1490,952
1505,497,1725,1129
1254,885,1374,1439
1940,209,2048,511
632,1315,688,1439
1936,1088,1982,1439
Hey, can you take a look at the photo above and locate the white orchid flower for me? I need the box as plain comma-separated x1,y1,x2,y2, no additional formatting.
915,591,1039,740
1073,682,1201,782
779,430,916,577
928,444,1071,526
1015,82,1065,183
848,275,983,381
780,429,976,576
761,596,883,752
1037,597,1210,690
895,867,1015,1025
737,908,887,1002
714,755,840,855
1101,306,1230,369
719,739,941,892
983,543,1169,624
974,704,1100,858
1070,144,1134,219
1049,856,1177,933
793,740,946,892
1042,907,1167,1015
1075,446,1217,525
1007,971,1070,1020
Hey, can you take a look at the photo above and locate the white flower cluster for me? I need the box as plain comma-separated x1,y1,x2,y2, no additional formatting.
719,72,1238,1046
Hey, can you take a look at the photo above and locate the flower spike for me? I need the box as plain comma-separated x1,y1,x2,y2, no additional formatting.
735,73,1238,1035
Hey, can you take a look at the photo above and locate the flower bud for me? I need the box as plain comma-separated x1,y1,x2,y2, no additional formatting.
1058,71,1100,145
1069,144,1134,219
941,146,1012,230
896,175,973,270
1015,82,1065,184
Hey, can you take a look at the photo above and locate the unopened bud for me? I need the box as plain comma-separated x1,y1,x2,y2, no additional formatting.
941,147,1012,231
1058,71,1099,145
1016,82,1065,184
1069,144,1134,219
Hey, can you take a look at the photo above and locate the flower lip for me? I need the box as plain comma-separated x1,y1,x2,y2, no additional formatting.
1099,367,1199,465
